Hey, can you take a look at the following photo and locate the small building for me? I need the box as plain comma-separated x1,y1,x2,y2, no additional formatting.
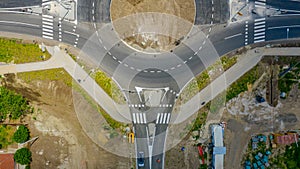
258,152,263,158
274,133,299,145
0,154,15,169
253,163,258,169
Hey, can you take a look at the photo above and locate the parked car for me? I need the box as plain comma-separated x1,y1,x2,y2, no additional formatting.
138,152,145,167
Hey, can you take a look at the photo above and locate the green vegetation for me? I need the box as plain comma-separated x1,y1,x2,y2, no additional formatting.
92,70,125,104
97,106,123,130
13,125,30,143
199,164,208,169
0,86,33,120
273,143,300,169
179,56,237,104
14,148,32,165
226,66,260,101
17,68,73,87
278,65,300,94
190,111,208,132
0,125,15,148
0,37,50,63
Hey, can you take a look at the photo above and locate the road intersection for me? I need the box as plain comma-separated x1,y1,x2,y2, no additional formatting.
1,0,300,168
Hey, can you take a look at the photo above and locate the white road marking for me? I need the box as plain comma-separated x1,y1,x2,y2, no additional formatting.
268,25,300,30
159,114,164,124
224,33,243,40
42,21,53,26
42,17,53,22
136,113,140,124
42,31,53,36
163,113,167,124
64,31,79,37
254,32,265,36
254,35,265,40
133,113,136,123
166,113,171,124
156,113,160,124
42,28,53,33
254,28,266,33
42,15,53,19
254,21,266,26
143,113,147,124
42,35,53,39
254,25,265,29
139,113,143,124
254,39,265,43
254,18,266,22
0,21,40,27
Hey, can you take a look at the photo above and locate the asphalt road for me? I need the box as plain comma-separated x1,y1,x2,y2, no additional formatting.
1,0,300,168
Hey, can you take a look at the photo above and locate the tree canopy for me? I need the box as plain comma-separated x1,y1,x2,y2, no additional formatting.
14,148,32,165
13,125,30,143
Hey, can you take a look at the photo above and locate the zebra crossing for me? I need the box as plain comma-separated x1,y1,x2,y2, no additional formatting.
254,0,266,9
156,113,171,124
42,14,54,40
132,113,147,124
253,18,266,43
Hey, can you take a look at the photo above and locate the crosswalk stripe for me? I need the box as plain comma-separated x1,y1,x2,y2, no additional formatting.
166,113,171,124
163,113,167,124
42,17,53,22
159,113,164,124
42,31,53,36
42,21,53,26
254,39,265,43
42,28,53,33
136,113,140,124
42,35,53,39
156,113,160,124
42,24,53,29
254,25,265,29
255,1,265,6
133,113,136,123
254,35,265,40
254,32,265,36
42,14,53,19
143,113,146,124
139,113,143,124
254,21,265,26
254,28,265,33
254,18,265,22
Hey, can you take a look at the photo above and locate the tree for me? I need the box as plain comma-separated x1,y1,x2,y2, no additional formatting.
13,125,30,143
14,148,32,165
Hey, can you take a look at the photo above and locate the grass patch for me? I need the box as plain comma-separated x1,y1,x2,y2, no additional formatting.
0,37,51,63
92,70,125,104
17,68,73,87
226,66,261,101
178,55,237,104
0,125,15,148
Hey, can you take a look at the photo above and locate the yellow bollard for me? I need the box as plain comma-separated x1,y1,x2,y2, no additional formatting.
128,133,135,144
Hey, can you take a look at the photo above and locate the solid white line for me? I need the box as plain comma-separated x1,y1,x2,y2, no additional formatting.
254,21,265,26
254,28,266,33
42,31,53,36
166,113,171,124
268,25,300,30
42,17,53,22
42,35,53,39
42,24,53,29
255,18,266,22
163,113,167,124
42,14,53,19
139,113,143,124
254,39,265,43
254,25,265,29
136,113,140,124
254,32,265,36
42,21,53,26
224,33,243,40
143,113,146,124
0,21,40,27
64,31,79,36
159,113,164,124
254,35,265,40
133,113,136,123
156,113,160,124
255,4,266,9
0,11,39,16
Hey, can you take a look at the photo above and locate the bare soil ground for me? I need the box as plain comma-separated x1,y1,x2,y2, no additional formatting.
3,74,130,169
110,0,195,53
